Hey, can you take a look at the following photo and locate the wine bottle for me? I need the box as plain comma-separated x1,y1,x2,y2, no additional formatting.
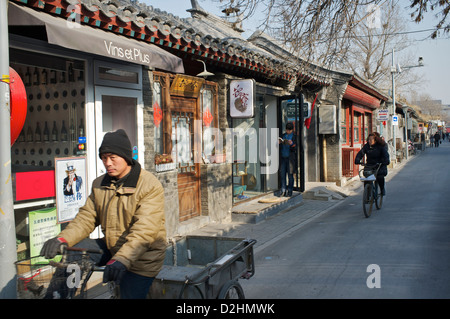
70,119,76,142
35,122,42,142
50,69,57,84
43,121,50,142
52,121,58,142
41,69,48,85
27,126,33,142
25,67,31,86
33,67,40,85
68,63,75,82
60,70,66,83
78,119,85,137
18,128,25,142
61,120,68,142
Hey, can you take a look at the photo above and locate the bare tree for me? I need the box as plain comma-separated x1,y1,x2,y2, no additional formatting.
338,1,422,97
214,0,450,68
412,93,445,120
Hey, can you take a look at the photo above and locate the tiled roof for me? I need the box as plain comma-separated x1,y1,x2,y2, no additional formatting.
12,0,331,85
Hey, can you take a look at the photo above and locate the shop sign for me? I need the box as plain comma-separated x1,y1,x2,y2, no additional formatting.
377,109,389,121
170,75,204,98
55,157,87,223
230,79,255,118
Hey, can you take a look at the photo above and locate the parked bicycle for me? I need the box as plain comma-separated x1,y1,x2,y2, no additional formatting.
359,163,383,218
15,247,117,299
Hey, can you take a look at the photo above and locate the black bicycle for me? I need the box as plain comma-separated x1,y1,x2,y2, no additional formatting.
359,163,383,218
16,247,117,299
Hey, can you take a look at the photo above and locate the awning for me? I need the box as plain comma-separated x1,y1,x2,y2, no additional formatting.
343,85,381,109
8,3,184,73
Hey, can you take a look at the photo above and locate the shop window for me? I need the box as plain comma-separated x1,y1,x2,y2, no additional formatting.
341,107,348,145
364,113,372,142
94,60,141,90
353,112,362,144
153,81,164,155
10,55,86,203
201,86,218,159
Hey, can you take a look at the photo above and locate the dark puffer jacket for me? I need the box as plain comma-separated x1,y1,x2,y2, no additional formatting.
355,143,390,176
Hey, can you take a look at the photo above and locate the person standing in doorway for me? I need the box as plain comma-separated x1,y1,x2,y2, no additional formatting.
278,122,297,197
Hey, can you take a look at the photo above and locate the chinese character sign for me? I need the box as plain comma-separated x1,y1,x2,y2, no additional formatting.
55,157,87,223
230,79,255,118
29,207,61,262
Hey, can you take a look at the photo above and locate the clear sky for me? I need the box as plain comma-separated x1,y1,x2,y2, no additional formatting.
144,0,450,105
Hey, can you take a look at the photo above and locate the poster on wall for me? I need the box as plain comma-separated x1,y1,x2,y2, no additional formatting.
55,157,87,223
29,207,61,262
230,79,255,118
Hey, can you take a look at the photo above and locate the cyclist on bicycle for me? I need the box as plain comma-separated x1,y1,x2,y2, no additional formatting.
41,129,166,299
355,133,390,196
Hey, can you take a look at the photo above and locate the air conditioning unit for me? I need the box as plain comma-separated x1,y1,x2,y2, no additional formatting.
319,105,337,134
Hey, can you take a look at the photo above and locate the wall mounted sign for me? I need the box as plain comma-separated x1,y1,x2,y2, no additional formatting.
170,74,204,98
230,79,255,118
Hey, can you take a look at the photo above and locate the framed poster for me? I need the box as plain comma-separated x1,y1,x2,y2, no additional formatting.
230,79,256,118
55,157,87,223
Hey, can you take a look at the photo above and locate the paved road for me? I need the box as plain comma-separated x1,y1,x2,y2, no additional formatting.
241,141,450,298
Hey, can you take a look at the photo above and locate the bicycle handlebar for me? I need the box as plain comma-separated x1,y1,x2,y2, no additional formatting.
64,247,104,255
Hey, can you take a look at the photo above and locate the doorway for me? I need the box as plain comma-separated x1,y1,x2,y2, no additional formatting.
171,96,201,222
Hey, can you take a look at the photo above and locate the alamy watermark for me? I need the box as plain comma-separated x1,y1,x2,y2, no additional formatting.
366,264,381,288
173,120,282,175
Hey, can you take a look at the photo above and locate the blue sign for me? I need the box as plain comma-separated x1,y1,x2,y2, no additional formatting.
392,115,399,125
78,136,86,143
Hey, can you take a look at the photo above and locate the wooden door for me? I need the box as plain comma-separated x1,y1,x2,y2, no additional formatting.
171,96,201,222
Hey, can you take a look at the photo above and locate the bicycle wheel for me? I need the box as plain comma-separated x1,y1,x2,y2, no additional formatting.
374,182,383,210
362,183,374,218
217,280,245,299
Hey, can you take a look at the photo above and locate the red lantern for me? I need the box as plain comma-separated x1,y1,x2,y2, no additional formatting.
9,67,27,146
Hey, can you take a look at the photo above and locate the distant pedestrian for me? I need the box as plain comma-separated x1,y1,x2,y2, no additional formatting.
434,132,440,147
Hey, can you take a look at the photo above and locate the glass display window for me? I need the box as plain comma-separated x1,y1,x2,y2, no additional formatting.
10,50,86,203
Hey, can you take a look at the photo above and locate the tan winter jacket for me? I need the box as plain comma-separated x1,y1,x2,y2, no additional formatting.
59,161,167,277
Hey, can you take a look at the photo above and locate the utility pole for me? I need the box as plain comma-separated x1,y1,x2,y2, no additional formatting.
391,49,397,162
0,0,17,299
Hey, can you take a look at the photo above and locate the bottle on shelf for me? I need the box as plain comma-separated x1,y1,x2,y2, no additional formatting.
18,128,26,142
78,119,85,138
50,69,57,84
60,70,66,83
26,126,33,142
68,63,75,82
52,121,59,142
25,67,31,86
61,120,68,142
35,122,42,142
41,69,48,85
33,67,40,85
70,119,76,142
43,121,50,142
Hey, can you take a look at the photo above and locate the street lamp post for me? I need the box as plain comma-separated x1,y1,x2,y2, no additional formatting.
391,49,397,162
390,49,424,162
